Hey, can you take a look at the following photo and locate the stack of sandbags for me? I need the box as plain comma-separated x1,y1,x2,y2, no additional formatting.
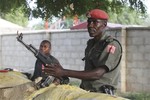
0,71,129,100
27,84,129,100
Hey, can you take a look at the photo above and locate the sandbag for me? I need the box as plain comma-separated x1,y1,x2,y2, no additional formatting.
0,82,35,100
26,84,129,100
26,84,87,100
0,71,34,100
0,71,31,88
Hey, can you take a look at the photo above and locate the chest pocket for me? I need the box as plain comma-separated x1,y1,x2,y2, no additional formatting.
83,37,111,61
89,36,114,60
90,42,106,60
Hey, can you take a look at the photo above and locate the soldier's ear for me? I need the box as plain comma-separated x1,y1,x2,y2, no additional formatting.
103,21,107,26
104,22,107,26
101,20,107,27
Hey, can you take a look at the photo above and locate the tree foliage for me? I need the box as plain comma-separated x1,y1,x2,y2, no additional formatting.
109,7,147,25
0,0,147,20
0,0,29,17
1,6,28,27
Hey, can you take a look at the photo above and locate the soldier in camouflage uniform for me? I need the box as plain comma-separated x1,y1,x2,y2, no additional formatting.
45,9,122,94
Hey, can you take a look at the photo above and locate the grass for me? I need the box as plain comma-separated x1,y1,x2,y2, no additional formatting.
118,92,150,100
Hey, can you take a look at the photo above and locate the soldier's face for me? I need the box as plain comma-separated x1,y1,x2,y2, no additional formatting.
87,18,106,38
39,42,51,55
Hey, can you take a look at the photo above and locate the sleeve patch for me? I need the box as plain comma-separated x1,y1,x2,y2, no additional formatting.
107,45,116,54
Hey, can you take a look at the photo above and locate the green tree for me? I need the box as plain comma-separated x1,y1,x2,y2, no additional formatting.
0,0,147,20
1,6,28,27
109,7,147,25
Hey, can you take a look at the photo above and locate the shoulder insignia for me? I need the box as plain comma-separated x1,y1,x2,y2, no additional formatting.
107,45,116,54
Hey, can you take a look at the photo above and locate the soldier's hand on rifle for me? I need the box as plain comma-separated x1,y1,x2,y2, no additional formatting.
44,63,65,78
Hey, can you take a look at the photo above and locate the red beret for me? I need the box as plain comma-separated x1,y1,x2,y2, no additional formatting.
87,9,109,20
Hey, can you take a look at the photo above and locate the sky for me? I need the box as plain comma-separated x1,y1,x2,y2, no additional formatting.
144,0,150,14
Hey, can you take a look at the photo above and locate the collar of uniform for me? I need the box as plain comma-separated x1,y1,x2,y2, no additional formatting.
99,30,110,41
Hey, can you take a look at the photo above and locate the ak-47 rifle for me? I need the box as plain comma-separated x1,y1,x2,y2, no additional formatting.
16,33,53,66
16,32,56,89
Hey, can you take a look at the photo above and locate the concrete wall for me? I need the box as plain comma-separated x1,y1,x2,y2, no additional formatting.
0,31,48,72
0,27,150,93
126,27,150,92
